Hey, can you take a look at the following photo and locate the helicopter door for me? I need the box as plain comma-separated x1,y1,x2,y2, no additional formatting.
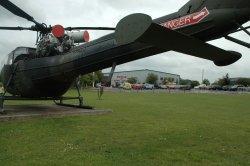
178,0,205,15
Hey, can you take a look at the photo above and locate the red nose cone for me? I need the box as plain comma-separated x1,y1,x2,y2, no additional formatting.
52,24,65,38
83,30,90,42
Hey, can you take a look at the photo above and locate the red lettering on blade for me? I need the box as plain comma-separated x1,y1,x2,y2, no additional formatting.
161,7,209,30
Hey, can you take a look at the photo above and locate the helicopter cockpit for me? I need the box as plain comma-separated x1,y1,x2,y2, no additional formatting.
6,47,36,65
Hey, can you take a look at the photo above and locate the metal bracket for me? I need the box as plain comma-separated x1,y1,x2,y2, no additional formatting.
225,35,250,48
237,24,250,36
107,62,116,86
229,24,250,35
225,23,250,48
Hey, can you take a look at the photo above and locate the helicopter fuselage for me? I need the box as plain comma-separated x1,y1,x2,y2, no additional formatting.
1,0,250,97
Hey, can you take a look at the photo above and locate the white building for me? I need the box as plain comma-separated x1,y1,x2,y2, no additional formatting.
104,69,180,86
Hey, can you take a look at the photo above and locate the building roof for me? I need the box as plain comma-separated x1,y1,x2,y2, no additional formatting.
103,69,180,77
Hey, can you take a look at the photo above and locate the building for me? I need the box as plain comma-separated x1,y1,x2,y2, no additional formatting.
103,69,180,86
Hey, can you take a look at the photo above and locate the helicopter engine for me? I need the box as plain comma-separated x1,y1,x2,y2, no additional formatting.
36,25,90,57
36,34,61,57
67,31,90,44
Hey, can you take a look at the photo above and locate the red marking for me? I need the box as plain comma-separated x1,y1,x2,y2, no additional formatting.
161,7,210,30
83,30,90,42
52,24,65,38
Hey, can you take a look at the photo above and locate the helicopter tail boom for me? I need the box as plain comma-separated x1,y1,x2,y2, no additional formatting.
115,13,242,66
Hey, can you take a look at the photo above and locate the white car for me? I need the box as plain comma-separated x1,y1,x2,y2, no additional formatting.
194,84,206,90
143,83,154,90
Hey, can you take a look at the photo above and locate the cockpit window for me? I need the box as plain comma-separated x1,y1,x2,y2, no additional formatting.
13,47,28,60
6,52,14,65
6,47,36,65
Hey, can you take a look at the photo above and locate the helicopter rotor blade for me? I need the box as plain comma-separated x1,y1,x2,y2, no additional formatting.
0,0,47,33
0,26,34,31
65,27,115,31
0,0,36,22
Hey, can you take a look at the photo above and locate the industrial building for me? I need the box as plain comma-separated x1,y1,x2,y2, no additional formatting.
103,69,180,87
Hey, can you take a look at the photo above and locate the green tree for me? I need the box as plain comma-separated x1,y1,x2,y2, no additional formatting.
180,79,191,85
127,77,137,84
191,81,200,88
146,73,158,85
202,79,210,86
218,73,230,86
79,74,92,87
78,71,104,88
212,80,219,85
180,79,199,88
95,70,104,83
236,78,250,86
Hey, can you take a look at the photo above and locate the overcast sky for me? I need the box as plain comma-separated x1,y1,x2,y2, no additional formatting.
0,0,249,82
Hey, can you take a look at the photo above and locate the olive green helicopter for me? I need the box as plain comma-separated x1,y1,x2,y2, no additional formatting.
0,0,249,113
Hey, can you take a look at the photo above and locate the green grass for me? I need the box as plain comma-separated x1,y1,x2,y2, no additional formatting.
0,90,250,165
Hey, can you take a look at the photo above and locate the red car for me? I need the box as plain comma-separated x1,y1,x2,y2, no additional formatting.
132,84,143,90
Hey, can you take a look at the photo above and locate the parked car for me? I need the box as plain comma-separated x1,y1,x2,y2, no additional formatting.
143,83,154,90
160,85,167,89
194,84,206,90
122,82,132,90
95,83,106,88
132,84,143,90
154,84,162,89
229,85,244,91
166,85,178,89
210,85,222,91
180,85,192,90
204,85,213,90
238,86,250,92
222,85,231,91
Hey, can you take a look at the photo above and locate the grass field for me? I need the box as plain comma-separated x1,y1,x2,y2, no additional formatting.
0,90,250,165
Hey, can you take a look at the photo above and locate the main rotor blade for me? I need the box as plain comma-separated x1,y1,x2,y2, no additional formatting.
0,0,36,23
0,26,33,31
65,27,115,31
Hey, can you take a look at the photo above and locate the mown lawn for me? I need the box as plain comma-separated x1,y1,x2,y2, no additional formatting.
0,90,250,165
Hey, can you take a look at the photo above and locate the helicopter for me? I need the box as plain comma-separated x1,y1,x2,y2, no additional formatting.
0,0,249,113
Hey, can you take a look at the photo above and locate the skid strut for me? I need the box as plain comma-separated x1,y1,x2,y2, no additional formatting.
54,78,93,109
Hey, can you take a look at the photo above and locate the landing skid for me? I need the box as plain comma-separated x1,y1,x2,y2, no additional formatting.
54,96,93,109
0,96,93,114
0,78,93,114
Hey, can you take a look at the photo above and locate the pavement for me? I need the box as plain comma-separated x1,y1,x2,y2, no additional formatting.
0,104,112,121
